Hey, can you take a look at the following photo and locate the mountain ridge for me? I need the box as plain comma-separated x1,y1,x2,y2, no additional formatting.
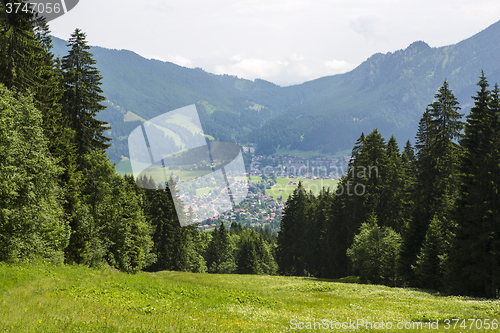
51,19,500,162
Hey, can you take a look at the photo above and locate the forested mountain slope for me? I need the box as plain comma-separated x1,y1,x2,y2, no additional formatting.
52,20,500,161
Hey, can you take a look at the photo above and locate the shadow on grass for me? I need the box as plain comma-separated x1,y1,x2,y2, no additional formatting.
302,276,362,284
301,276,470,299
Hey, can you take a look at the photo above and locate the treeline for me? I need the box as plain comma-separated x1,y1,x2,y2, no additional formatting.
276,76,500,298
0,4,280,274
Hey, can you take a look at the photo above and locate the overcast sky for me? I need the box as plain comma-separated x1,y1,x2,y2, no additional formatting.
49,0,500,86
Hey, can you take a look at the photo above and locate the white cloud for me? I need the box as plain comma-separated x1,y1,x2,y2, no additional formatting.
141,54,167,62
208,55,356,86
349,15,380,39
139,54,193,68
214,57,287,81
166,55,194,68
324,59,356,73
49,0,500,86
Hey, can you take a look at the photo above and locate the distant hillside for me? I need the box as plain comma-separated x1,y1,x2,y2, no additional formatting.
52,20,500,162
249,20,500,154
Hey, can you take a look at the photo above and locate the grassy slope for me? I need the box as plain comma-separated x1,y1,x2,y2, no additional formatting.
1,264,499,332
263,178,339,200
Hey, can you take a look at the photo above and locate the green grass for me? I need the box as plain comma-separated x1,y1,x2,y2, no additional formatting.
266,178,339,199
1,263,498,332
114,158,210,181
196,187,212,196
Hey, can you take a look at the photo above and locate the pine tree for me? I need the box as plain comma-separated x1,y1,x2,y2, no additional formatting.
323,129,393,278
205,222,235,273
379,135,405,233
400,140,416,230
348,132,365,170
237,231,261,275
400,80,464,287
68,149,155,271
0,6,80,237
276,182,310,275
306,188,332,277
0,1,48,91
415,215,444,290
399,110,432,284
61,29,111,164
451,74,500,297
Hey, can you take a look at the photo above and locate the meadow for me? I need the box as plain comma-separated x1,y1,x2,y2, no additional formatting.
1,263,499,332
115,158,210,181
260,177,339,200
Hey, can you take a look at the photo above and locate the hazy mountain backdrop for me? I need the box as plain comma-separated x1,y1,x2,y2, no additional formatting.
52,20,500,165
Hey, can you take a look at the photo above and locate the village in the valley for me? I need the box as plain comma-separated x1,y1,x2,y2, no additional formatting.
192,147,352,233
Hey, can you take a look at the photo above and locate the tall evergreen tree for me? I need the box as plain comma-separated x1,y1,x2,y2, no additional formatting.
0,1,48,91
205,222,235,273
0,3,78,222
323,129,397,278
61,28,111,164
67,149,155,271
380,135,406,233
415,215,444,290
306,188,332,277
142,178,205,273
400,80,464,287
451,74,500,297
276,182,310,276
400,140,416,230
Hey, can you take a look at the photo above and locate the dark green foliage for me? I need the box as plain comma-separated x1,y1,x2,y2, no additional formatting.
236,228,277,275
66,150,155,272
61,29,111,163
0,1,48,91
276,182,311,276
400,81,464,286
321,129,409,279
142,181,178,271
142,179,206,273
304,189,331,277
415,215,444,290
450,73,500,298
0,84,69,263
205,222,236,273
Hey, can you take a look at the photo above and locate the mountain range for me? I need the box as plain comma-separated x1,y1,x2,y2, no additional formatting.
52,20,500,167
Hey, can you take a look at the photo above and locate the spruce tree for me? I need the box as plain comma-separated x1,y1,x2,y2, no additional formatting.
380,135,405,233
306,188,332,277
237,231,261,275
0,3,75,190
61,28,111,164
451,74,500,297
276,182,310,275
400,80,464,287
415,215,444,290
205,222,235,273
0,1,48,91
400,140,416,230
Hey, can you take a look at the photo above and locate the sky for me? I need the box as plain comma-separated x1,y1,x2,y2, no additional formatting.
49,0,500,86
